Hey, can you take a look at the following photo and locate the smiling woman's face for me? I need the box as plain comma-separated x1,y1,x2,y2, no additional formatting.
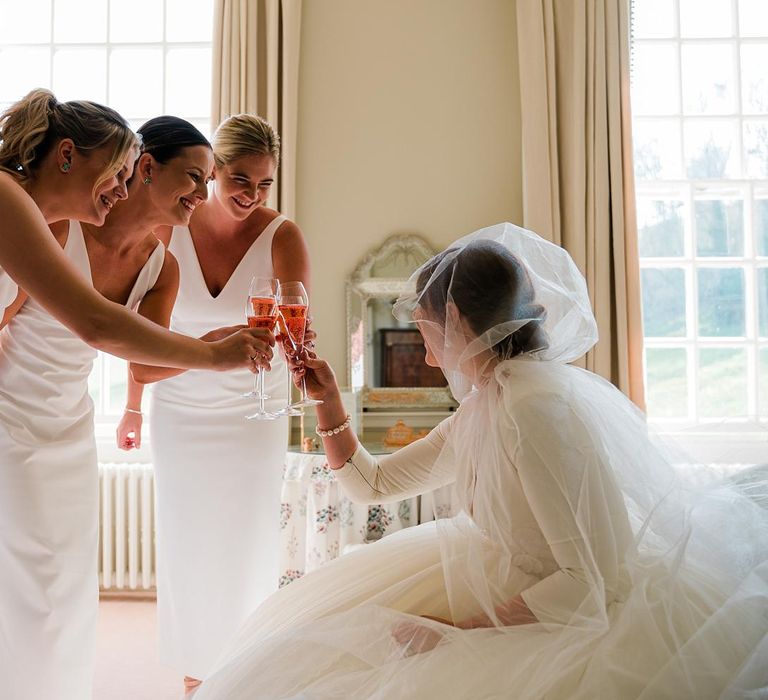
69,143,134,225
213,153,276,220
141,144,214,226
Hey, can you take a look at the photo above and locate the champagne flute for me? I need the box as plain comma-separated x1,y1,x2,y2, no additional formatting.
274,287,306,417
277,281,323,408
244,277,280,421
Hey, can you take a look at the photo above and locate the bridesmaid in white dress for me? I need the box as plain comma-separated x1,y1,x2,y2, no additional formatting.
0,90,272,375
0,91,267,700
0,115,223,700
197,224,768,700
119,114,310,694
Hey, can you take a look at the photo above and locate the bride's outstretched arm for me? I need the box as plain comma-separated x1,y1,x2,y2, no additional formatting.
290,353,457,503
334,422,455,504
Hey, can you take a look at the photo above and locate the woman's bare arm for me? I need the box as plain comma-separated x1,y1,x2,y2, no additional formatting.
272,218,311,291
128,252,254,383
128,251,184,383
0,174,270,370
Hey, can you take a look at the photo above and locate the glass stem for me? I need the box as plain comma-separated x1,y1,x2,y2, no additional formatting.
258,369,267,413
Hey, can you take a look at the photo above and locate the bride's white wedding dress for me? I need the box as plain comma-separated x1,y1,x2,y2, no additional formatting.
196,224,768,700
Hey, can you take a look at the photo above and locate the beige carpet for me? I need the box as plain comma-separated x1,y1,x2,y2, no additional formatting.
95,599,181,700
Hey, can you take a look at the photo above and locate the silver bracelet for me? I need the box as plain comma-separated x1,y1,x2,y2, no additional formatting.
315,414,351,438
124,408,143,416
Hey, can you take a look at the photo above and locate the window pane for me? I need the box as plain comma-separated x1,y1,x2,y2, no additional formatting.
698,348,747,417
739,0,768,38
698,267,746,336
166,0,214,42
637,199,685,257
684,120,740,178
743,121,768,178
0,0,51,44
53,49,107,103
760,348,768,415
54,0,107,43
646,348,689,418
0,48,51,103
109,48,163,118
106,355,128,414
641,268,687,336
681,44,735,115
759,268,768,337
109,0,163,42
694,198,744,256
680,0,733,38
756,198,768,256
741,44,768,114
634,120,683,180
633,0,676,38
165,48,212,116
189,118,212,140
632,44,679,115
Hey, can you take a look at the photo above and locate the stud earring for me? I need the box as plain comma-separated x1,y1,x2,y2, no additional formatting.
61,162,71,173
143,177,152,185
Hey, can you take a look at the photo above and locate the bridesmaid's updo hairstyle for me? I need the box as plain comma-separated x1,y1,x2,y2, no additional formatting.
0,88,138,189
137,116,211,165
212,114,280,168
417,240,549,359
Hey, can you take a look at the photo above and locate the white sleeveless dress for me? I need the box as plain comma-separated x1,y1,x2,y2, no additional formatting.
150,216,290,679
0,265,18,310
0,221,165,700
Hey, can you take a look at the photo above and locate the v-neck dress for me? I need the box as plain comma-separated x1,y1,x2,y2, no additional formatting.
149,215,289,679
0,221,165,700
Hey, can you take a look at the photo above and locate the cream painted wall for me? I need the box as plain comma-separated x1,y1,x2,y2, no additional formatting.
295,0,523,377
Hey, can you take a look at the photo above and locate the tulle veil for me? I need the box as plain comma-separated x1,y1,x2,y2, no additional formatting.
197,222,768,699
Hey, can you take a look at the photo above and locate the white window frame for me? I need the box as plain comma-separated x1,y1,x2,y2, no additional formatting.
632,0,768,465
0,0,214,461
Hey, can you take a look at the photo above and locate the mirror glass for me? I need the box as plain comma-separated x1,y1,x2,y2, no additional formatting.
346,235,454,409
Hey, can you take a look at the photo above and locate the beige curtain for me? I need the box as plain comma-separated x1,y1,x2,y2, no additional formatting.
516,0,645,408
211,0,302,218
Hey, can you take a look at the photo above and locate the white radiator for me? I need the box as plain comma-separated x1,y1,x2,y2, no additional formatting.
98,462,156,591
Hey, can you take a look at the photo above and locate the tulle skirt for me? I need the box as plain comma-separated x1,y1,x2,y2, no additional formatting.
195,515,768,699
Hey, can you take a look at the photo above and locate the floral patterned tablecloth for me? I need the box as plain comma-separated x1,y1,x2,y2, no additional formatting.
278,451,453,587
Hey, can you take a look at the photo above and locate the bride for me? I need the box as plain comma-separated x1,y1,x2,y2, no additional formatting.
197,223,768,699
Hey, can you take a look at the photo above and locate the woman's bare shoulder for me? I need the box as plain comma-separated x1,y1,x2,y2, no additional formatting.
0,170,28,202
269,212,303,243
0,171,47,227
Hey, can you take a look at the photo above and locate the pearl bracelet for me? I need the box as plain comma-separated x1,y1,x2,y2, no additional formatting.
124,408,144,416
315,414,352,438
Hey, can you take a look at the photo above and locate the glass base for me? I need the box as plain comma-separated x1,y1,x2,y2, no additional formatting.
245,410,280,421
291,397,324,408
242,391,271,399
275,405,304,417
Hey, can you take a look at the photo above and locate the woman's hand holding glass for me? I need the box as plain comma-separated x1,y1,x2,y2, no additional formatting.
285,350,338,402
208,325,274,373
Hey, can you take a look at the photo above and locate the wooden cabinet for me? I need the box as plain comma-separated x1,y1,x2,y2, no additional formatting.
379,329,447,388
